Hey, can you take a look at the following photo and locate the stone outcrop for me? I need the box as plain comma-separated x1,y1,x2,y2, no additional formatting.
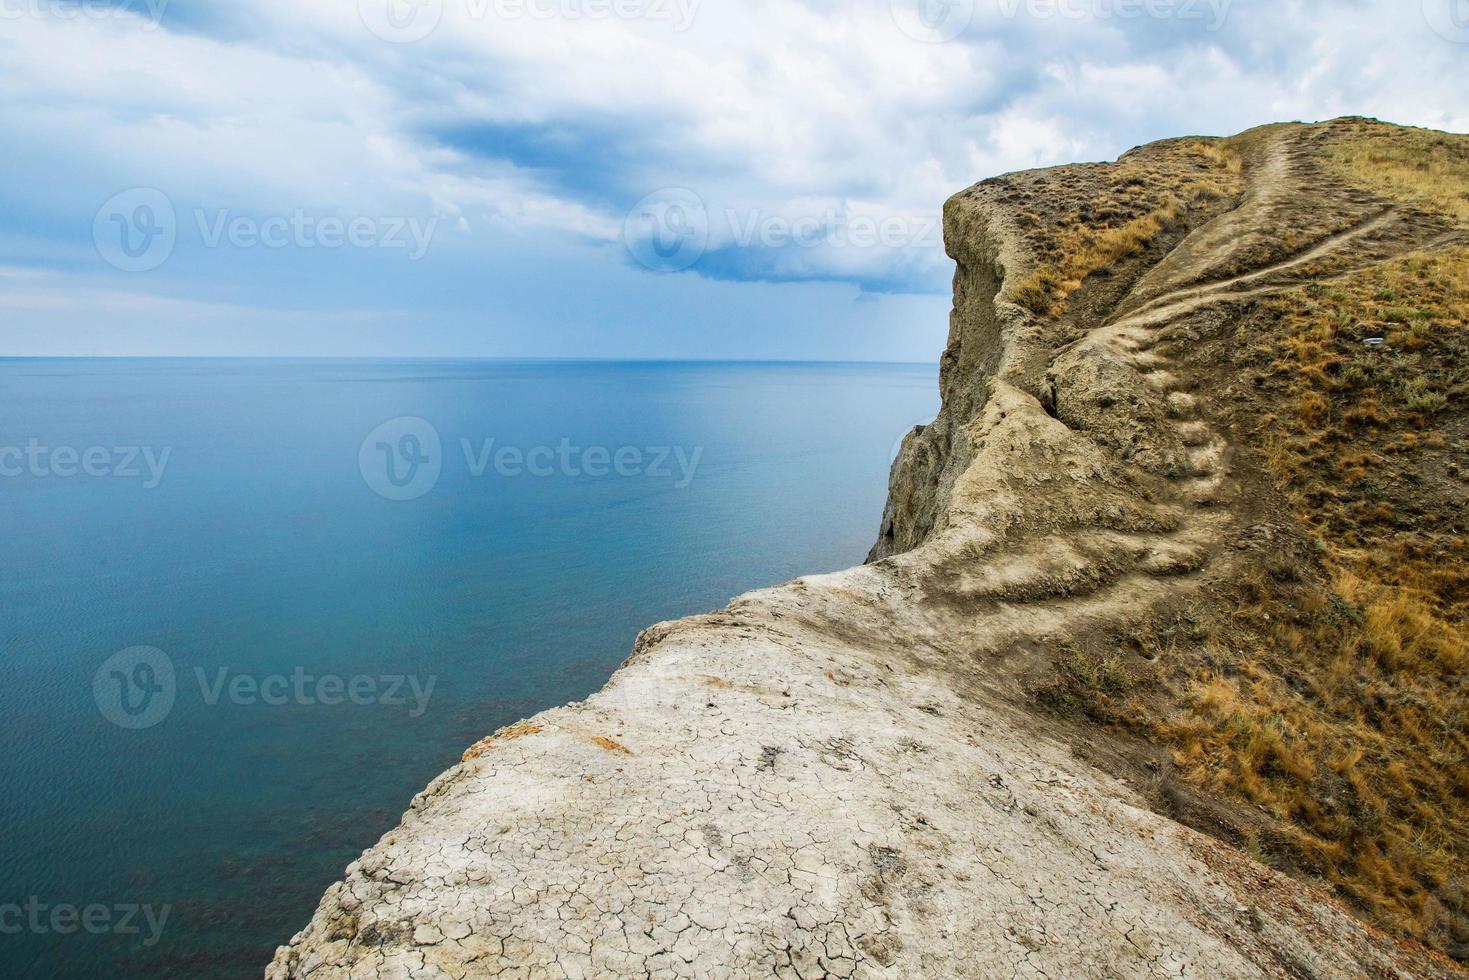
268,120,1465,978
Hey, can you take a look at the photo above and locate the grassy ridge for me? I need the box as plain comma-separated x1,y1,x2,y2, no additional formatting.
1041,120,1469,958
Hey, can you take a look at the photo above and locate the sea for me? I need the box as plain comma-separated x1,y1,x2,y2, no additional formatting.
0,358,938,977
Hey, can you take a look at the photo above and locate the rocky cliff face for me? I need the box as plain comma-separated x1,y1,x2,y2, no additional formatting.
268,119,1467,978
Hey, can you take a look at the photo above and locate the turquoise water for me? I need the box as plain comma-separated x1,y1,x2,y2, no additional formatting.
0,358,938,978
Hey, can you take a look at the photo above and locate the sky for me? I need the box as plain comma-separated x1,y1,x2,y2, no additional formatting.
0,0,1466,360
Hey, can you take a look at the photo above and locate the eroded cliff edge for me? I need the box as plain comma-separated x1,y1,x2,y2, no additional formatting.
269,119,1468,978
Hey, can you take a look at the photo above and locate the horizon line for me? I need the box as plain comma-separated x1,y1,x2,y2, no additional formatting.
0,354,942,366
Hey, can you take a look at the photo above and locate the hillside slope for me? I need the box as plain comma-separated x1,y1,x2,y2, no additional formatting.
269,119,1467,978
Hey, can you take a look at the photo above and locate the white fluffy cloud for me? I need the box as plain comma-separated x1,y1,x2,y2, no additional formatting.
1,0,1466,309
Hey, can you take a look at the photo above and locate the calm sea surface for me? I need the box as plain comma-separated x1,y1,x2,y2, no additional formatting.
0,358,938,977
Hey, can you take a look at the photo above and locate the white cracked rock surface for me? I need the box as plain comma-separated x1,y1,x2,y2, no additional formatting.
268,122,1460,979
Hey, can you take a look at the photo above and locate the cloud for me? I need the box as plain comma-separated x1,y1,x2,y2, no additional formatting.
0,0,1465,354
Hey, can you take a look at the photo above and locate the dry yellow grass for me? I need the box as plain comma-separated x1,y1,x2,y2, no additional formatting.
1162,237,1467,950
1005,139,1241,316
1043,123,1469,957
1326,121,1469,224
1146,560,1468,950
1197,239,1466,950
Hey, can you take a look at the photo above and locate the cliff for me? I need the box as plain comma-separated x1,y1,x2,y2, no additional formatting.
268,118,1468,978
